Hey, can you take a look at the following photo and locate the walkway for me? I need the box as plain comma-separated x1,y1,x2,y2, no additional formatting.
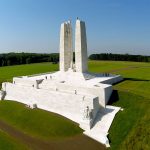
84,105,121,147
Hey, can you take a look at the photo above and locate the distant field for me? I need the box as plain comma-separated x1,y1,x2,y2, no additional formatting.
0,62,58,86
89,61,150,99
0,61,150,150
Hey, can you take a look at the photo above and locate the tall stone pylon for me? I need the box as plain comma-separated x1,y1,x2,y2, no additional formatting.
59,21,73,72
67,21,73,69
75,19,88,73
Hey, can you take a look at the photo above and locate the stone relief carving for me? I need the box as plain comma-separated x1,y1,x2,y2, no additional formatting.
83,106,92,119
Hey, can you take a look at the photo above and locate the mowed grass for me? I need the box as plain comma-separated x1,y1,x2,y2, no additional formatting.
0,60,150,150
113,67,150,98
89,61,150,149
89,60,150,73
108,91,150,150
89,61,150,99
0,62,58,85
0,130,28,150
0,101,82,140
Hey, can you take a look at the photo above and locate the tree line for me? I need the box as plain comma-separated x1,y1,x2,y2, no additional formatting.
0,52,149,67
0,53,59,67
89,53,150,62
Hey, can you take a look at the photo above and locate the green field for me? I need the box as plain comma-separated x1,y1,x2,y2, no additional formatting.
0,101,82,139
0,61,150,150
0,62,58,86
0,130,28,150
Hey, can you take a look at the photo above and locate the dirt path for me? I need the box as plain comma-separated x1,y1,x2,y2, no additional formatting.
0,119,106,150
0,119,54,150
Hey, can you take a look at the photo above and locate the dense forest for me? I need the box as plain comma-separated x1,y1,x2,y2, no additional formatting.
89,53,150,62
0,53,59,67
0,52,149,67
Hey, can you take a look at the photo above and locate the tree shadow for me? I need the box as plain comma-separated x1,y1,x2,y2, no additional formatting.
108,90,119,105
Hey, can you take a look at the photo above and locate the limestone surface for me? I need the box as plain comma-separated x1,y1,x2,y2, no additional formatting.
59,21,73,72
0,19,123,147
75,19,88,72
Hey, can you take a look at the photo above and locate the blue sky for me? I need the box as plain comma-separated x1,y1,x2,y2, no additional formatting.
0,0,150,55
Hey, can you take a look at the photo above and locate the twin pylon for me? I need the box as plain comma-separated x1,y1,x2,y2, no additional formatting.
59,19,88,73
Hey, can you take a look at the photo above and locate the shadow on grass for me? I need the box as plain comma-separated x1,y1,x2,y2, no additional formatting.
112,77,149,86
108,90,119,105
107,90,120,144
124,78,150,82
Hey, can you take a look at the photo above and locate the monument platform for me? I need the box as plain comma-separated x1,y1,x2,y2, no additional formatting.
84,105,121,147
0,19,123,147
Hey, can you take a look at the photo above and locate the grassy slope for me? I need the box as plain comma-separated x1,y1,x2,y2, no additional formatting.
89,61,150,150
0,62,80,150
0,101,82,140
0,130,27,150
108,91,150,150
0,61,150,150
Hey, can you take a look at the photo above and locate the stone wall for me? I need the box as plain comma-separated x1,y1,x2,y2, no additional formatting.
40,80,112,108
101,75,123,85
2,82,99,124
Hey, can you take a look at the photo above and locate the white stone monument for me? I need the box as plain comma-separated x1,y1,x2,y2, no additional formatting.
75,19,88,72
59,21,73,71
0,19,123,147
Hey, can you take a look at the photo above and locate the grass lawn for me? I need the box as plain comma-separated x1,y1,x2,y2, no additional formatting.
0,62,58,85
89,60,150,149
0,130,28,150
108,91,150,150
0,60,150,150
0,100,82,140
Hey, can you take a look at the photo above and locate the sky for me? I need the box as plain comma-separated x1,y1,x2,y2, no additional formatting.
0,0,150,55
